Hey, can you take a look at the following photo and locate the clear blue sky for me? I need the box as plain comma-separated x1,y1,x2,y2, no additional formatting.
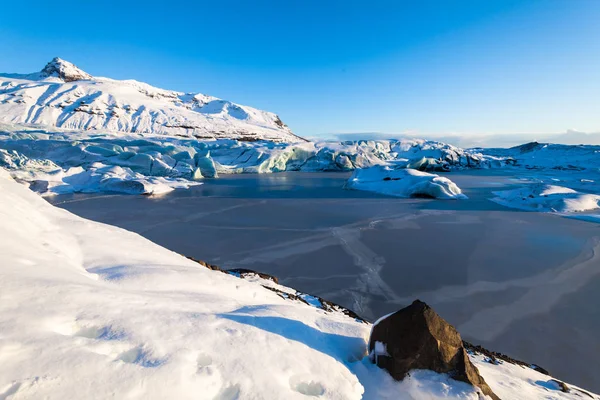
1,0,599,138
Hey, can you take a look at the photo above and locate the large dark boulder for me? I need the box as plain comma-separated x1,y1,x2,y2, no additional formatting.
369,300,499,400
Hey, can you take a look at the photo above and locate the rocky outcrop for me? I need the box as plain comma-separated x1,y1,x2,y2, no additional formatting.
462,341,549,375
185,256,367,322
40,57,92,82
369,300,499,400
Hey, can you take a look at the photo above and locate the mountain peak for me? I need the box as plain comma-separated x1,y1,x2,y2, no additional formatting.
40,57,92,82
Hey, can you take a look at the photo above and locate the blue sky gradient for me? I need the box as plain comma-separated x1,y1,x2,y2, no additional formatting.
1,0,599,138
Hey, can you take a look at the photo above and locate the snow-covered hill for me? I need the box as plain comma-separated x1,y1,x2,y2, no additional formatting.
1,169,597,399
0,58,303,142
481,141,600,170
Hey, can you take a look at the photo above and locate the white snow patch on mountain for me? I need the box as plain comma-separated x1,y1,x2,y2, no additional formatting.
0,58,301,142
345,166,467,199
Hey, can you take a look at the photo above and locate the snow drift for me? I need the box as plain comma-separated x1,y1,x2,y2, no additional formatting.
345,166,467,199
0,58,302,142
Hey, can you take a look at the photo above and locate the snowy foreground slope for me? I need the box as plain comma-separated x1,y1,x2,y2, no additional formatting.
0,58,301,142
1,170,597,399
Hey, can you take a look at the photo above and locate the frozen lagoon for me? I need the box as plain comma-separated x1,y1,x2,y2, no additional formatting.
49,170,600,391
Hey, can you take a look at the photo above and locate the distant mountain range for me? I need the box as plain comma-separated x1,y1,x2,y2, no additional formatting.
328,130,600,148
0,57,304,143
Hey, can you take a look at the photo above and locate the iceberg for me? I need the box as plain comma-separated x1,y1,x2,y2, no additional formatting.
344,166,467,200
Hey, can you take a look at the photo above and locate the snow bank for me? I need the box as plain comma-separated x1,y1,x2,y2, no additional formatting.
345,166,467,200
0,170,363,399
491,184,600,213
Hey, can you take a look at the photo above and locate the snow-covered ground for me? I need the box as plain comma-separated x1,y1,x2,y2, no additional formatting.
1,170,597,399
0,58,301,143
345,166,467,199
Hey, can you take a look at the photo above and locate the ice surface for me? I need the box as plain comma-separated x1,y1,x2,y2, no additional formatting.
1,170,596,399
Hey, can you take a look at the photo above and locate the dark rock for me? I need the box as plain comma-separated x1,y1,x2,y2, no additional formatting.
463,342,550,376
185,255,367,323
369,300,499,400
261,285,310,305
531,365,550,375
40,57,92,82
550,379,569,393
511,141,544,154
226,268,279,284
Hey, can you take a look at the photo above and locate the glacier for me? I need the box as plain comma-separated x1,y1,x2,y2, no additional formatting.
0,123,504,195
2,122,600,216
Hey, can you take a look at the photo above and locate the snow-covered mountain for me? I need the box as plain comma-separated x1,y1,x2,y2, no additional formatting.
1,169,597,399
0,58,303,142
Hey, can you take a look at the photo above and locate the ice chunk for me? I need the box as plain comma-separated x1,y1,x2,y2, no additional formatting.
194,150,218,178
345,166,467,200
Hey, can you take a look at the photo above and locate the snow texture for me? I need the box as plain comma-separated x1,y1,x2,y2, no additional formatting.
1,169,597,399
345,166,467,199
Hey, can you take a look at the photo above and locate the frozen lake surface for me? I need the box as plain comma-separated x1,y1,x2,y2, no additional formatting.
49,170,600,391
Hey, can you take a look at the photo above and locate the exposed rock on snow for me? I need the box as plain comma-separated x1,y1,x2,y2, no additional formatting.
491,184,600,213
0,58,301,142
186,256,368,323
369,300,499,400
345,166,467,199
462,342,550,376
40,57,93,82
